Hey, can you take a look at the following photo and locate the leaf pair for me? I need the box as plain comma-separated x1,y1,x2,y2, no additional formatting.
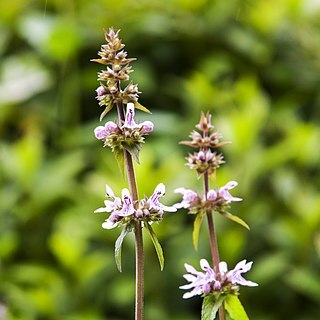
113,143,143,178
202,294,249,320
115,222,164,272
192,210,249,251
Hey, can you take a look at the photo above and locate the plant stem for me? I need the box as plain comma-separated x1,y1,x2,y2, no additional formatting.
202,125,225,320
203,171,225,320
117,102,144,320
203,172,220,272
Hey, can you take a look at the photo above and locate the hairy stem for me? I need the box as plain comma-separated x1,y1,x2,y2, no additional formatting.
117,101,144,320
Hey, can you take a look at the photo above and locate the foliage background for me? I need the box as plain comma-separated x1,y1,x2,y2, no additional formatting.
1,0,320,319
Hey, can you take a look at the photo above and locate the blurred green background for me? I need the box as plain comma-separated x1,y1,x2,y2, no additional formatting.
1,0,320,319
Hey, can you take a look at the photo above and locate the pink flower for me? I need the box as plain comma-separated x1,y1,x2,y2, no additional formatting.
180,258,257,299
217,181,242,203
174,188,200,209
140,121,154,133
147,183,177,213
94,121,118,140
96,85,106,96
118,188,135,216
222,260,258,287
122,103,154,133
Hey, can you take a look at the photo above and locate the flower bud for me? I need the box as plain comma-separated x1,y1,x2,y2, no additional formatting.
94,126,107,139
96,86,106,96
105,121,118,133
207,190,217,201
135,209,143,218
140,121,154,133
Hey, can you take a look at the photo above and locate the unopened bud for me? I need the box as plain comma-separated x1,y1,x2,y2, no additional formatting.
140,121,154,133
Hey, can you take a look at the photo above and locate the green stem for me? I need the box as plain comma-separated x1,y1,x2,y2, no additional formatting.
117,102,144,320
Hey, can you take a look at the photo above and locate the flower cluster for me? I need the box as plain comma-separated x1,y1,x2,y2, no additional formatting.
180,112,229,177
186,149,224,177
94,103,153,157
180,259,258,299
95,183,176,229
91,27,149,121
174,181,242,214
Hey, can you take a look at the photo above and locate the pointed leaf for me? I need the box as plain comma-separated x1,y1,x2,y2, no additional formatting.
113,146,125,178
99,101,113,121
225,295,249,320
145,222,164,270
123,142,142,164
193,211,205,251
90,58,109,65
220,211,250,230
115,225,131,272
201,294,225,320
209,170,216,180
134,101,152,114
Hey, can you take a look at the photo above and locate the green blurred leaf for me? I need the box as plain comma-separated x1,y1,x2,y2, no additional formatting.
225,295,249,320
145,222,164,271
285,267,320,302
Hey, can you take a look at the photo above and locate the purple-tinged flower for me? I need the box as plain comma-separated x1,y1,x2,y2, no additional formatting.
94,121,118,140
119,188,135,216
94,126,107,139
180,258,257,299
123,103,137,129
147,183,177,213
94,184,122,229
222,260,258,287
207,189,217,201
122,103,154,133
174,188,200,209
95,183,176,229
96,85,106,96
180,259,216,299
140,121,154,133
217,181,242,203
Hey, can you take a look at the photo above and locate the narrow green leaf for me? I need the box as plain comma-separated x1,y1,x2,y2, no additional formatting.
99,101,113,121
115,225,131,272
123,142,142,164
225,295,249,320
134,101,152,114
113,146,125,178
201,294,225,320
220,211,250,230
145,222,164,270
193,211,205,251
90,58,109,65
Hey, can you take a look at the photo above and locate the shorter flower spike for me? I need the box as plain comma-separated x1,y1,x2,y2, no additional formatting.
180,259,257,299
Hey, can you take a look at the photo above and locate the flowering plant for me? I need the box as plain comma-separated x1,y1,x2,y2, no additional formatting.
174,112,257,319
92,28,176,319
